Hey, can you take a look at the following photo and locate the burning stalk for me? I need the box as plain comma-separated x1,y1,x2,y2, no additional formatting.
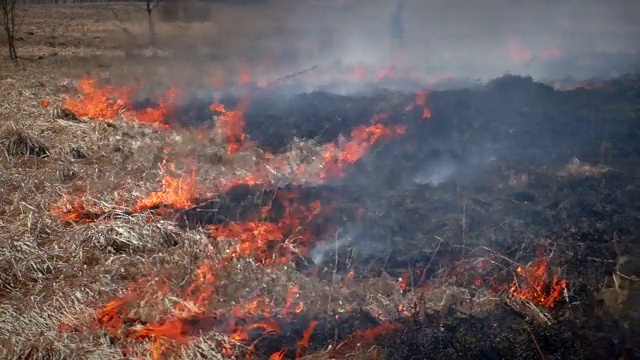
509,252,568,309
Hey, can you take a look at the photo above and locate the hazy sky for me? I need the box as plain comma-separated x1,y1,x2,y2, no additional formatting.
282,0,640,80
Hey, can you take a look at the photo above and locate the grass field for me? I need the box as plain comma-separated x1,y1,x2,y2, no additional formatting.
1,1,640,359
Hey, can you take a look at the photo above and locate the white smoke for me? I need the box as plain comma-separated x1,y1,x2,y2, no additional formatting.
280,0,640,86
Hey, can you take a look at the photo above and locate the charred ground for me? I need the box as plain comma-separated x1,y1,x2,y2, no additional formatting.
1,3,640,360
154,75,640,358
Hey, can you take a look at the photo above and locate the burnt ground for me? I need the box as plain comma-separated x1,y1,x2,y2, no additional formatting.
172,74,640,359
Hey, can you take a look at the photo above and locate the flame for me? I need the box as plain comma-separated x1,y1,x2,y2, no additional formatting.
321,114,406,179
398,270,411,291
296,320,318,358
48,194,110,223
350,322,400,341
352,63,369,82
281,285,300,316
96,297,132,333
62,76,133,120
131,160,197,214
208,195,324,265
61,76,177,126
211,98,252,154
53,68,446,359
238,61,252,85
133,88,181,126
269,349,287,360
509,252,567,308
376,67,395,81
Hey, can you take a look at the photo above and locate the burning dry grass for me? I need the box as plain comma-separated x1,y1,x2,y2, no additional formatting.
5,3,635,358
0,58,575,358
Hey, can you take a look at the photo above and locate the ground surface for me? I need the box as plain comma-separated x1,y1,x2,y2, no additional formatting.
1,2,640,360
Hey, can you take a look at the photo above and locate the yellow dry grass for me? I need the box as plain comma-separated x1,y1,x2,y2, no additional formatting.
4,1,634,358
0,3,434,359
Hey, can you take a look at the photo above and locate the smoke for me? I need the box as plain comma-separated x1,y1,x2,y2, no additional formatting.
412,152,458,187
280,0,640,84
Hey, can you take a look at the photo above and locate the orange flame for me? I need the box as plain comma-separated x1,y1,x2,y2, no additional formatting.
296,320,318,358
269,349,287,360
350,322,400,341
208,196,323,265
62,76,133,120
321,114,406,179
48,194,110,223
61,76,176,126
133,88,181,126
211,98,252,154
509,253,567,308
131,160,198,214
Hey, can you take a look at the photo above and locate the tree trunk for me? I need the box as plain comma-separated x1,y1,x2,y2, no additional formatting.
147,11,156,49
8,36,16,59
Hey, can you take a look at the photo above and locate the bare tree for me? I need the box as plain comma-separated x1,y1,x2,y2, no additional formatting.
0,0,19,59
144,0,161,48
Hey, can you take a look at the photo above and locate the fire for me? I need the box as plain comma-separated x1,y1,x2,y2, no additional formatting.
96,297,132,333
48,65,578,359
398,270,411,291
61,76,177,126
296,320,318,358
282,285,301,316
48,194,111,223
406,89,432,119
211,98,252,154
269,349,287,360
352,62,369,82
350,322,400,341
208,194,324,265
133,88,181,126
509,252,567,308
321,114,406,179
62,76,133,120
376,67,395,81
131,160,198,214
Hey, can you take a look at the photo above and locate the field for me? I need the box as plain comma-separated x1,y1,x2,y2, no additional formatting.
1,1,640,359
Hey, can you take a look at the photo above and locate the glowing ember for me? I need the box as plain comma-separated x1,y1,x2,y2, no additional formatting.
350,322,400,341
509,252,568,308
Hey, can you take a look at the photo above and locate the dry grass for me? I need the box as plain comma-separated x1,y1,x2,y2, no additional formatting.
0,2,589,359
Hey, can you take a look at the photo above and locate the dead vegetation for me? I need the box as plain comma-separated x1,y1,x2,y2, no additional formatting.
0,2,639,360
3,127,50,158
